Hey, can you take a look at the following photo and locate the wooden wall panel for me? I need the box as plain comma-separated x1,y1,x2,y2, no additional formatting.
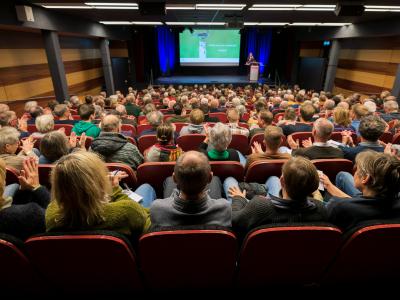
110,48,129,57
299,48,322,57
60,48,101,62
0,49,48,68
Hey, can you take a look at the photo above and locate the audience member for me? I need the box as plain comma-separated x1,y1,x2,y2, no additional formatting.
280,104,314,136
350,103,370,135
179,109,205,135
72,104,100,138
53,104,76,125
31,114,54,138
332,107,356,132
167,102,189,123
139,111,164,136
381,100,400,122
249,110,273,139
226,108,249,137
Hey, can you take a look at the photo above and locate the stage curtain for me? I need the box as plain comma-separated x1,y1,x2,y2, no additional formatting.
156,26,176,76
245,28,272,75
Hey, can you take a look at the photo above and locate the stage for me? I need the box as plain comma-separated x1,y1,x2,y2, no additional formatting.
154,75,269,85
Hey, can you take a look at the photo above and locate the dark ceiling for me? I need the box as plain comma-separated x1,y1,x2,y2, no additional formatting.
29,1,400,24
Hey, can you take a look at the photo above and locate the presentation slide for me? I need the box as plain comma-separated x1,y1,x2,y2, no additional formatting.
179,29,241,66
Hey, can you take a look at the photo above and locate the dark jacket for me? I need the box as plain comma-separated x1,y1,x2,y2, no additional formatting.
91,132,143,170
125,103,142,117
292,145,344,160
280,122,313,136
339,142,384,162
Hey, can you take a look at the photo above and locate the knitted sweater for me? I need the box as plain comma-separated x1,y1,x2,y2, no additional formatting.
45,187,151,237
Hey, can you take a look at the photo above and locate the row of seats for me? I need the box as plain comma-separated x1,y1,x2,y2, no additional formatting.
2,220,399,293
6,159,354,197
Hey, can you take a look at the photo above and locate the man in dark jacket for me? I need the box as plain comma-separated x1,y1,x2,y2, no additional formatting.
91,115,143,170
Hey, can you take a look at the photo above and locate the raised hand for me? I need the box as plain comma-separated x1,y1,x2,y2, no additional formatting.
69,132,77,148
21,136,34,154
109,170,129,188
228,186,246,198
302,137,313,148
287,135,299,150
18,157,40,190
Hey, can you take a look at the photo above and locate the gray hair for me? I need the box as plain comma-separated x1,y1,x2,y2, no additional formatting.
115,104,127,116
237,104,246,116
364,100,377,113
35,114,54,133
101,114,121,132
337,101,350,110
324,99,335,110
24,101,38,113
53,104,68,118
146,111,163,127
231,97,241,107
69,96,80,107
314,118,334,140
209,122,232,151
0,127,20,153
384,100,398,112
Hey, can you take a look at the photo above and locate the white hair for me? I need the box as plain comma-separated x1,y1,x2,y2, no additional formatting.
35,114,54,133
0,127,20,153
384,100,398,112
24,101,38,113
209,123,232,152
364,101,377,113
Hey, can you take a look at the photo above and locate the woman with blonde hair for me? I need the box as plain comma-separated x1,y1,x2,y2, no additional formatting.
45,151,155,237
333,107,356,132
0,157,50,239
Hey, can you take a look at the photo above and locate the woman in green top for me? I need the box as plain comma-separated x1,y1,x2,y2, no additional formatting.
46,151,154,238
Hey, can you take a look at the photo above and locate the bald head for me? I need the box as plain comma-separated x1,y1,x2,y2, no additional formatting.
101,114,121,132
313,118,334,141
173,151,212,196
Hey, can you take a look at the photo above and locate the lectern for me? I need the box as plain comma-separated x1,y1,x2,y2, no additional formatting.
249,62,259,82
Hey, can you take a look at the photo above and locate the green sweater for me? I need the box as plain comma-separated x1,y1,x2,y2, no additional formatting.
72,121,101,138
45,187,151,236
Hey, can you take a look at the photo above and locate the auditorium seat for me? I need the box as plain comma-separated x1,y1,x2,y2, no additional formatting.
238,122,249,129
209,112,228,123
126,136,137,145
210,161,245,182
27,124,36,134
54,124,73,136
236,224,342,288
71,115,81,120
106,163,137,189
229,134,249,154
393,132,400,144
6,166,20,185
77,135,93,150
379,131,393,144
137,115,146,124
136,124,153,135
137,135,158,154
136,162,175,197
172,122,188,134
273,112,285,123
249,133,266,152
245,159,288,183
290,132,313,147
121,124,136,137
25,231,143,294
139,229,237,290
38,164,54,188
312,159,353,182
176,134,206,151
0,233,38,293
330,131,358,145
323,221,400,285
242,112,250,122
388,119,399,129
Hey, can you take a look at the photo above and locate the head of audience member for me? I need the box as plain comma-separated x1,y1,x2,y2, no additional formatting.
364,100,377,114
384,95,396,103
84,95,93,105
173,102,184,116
35,114,54,134
189,109,204,125
54,104,71,120
299,104,315,122
0,127,20,155
156,123,174,145
78,104,96,122
47,100,58,112
384,100,399,114
283,107,297,122
263,126,284,153
125,94,135,105
332,96,342,106
227,108,240,124
209,122,232,152
142,103,156,116
313,118,334,143
333,107,352,127
351,103,369,120
69,96,80,109
295,94,304,104
24,101,38,114
30,106,43,119
254,101,266,113
100,91,107,98
280,156,319,202
40,131,70,162
380,90,391,100
359,115,386,143
280,101,289,110
115,104,127,117
0,111,17,127
101,114,121,133
0,159,7,207
104,98,112,108
257,110,273,128
146,111,163,129
210,98,219,110
337,101,350,110
323,99,335,112
353,151,400,202
0,104,9,115
173,151,212,200
51,151,112,229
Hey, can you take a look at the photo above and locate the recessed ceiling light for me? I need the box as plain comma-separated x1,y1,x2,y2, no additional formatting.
42,5,92,9
92,6,138,9
166,22,196,25
100,21,132,25
166,5,196,10
132,21,163,25
196,4,246,10
85,2,137,6
196,22,226,25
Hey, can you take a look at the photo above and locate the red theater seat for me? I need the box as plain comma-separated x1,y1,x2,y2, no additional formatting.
209,112,228,123
38,164,54,188
54,124,73,136
229,134,249,154
210,161,245,182
137,135,157,154
121,124,136,137
106,163,137,189
290,132,313,147
245,159,288,183
137,162,175,197
312,159,354,182
177,134,206,151
137,124,153,135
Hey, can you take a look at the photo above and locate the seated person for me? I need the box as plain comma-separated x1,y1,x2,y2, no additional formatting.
248,100,267,128
53,104,77,125
0,127,38,171
145,123,183,162
246,126,291,170
139,103,157,125
179,109,205,135
31,114,54,139
249,109,273,139
0,158,50,240
288,118,344,160
339,115,385,162
380,100,400,122
46,151,155,238
200,103,219,123
166,102,189,123
350,103,370,135
332,107,356,132
280,104,314,136
91,115,143,170
199,123,240,162
27,106,43,125
115,104,136,126
226,108,249,137
322,151,400,231
125,94,141,117
228,156,328,239
72,104,100,138
39,131,86,164
138,111,163,137
150,151,231,228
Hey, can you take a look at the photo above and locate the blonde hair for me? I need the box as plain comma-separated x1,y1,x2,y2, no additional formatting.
51,151,112,229
0,159,6,208
333,107,351,127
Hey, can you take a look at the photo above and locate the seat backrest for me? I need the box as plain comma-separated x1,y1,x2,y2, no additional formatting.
290,132,313,147
106,163,138,189
6,166,20,185
209,112,228,123
312,159,353,182
229,134,249,155
71,115,81,120
139,230,237,290
237,225,342,288
171,122,188,134
54,124,73,136
330,131,358,145
379,131,393,143
393,132,400,144
77,135,93,149
273,112,284,123
121,124,137,137
25,232,143,293
323,222,400,285
38,164,54,188
0,234,38,291
136,162,175,197
176,134,206,152
137,135,158,154
27,124,36,134
249,133,266,152
245,159,288,183
136,124,153,135
209,161,244,182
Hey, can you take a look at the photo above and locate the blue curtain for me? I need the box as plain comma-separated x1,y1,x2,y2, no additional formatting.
157,26,176,76
245,28,272,75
